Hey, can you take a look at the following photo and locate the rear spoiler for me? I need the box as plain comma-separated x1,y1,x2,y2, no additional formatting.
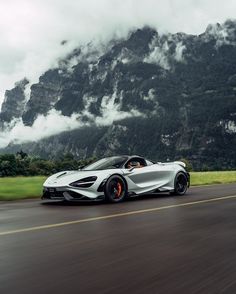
174,161,186,168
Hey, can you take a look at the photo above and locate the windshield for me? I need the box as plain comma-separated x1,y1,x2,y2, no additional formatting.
82,156,129,171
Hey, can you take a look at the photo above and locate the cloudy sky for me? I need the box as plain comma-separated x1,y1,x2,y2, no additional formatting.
0,0,236,107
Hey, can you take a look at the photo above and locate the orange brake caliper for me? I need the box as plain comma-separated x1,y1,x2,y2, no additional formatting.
116,182,122,198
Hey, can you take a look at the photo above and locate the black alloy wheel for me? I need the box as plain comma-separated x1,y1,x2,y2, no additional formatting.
104,175,127,203
173,172,188,196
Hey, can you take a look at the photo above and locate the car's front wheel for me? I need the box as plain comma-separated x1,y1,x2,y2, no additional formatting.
172,172,188,196
104,175,127,203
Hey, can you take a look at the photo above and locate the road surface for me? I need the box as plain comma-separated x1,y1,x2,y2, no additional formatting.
0,183,236,294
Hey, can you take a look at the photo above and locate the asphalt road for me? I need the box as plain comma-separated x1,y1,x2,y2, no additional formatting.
1,183,236,294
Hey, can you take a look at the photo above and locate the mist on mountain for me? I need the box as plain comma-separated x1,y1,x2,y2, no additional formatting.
0,21,236,170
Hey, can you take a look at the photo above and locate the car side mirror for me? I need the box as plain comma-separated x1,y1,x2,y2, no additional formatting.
122,167,135,175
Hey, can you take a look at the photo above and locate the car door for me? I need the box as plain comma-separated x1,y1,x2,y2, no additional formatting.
124,163,175,192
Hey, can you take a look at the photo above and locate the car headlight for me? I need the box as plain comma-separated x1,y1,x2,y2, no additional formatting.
69,176,97,188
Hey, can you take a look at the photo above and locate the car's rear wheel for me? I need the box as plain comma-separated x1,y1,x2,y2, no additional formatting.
172,172,188,196
104,175,127,203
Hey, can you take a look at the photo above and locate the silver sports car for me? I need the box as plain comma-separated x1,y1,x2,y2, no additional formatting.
42,155,190,203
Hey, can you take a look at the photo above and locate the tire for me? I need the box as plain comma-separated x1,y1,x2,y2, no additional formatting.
172,172,188,196
104,175,127,203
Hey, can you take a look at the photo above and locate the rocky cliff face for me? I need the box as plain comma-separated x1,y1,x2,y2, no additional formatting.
1,21,236,169
0,78,29,124
22,69,63,126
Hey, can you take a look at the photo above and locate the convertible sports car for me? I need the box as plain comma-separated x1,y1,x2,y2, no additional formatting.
42,155,190,203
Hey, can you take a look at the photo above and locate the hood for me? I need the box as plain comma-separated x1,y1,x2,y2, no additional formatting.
43,169,119,187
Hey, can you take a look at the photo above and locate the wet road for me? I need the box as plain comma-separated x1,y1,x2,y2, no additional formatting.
0,183,236,294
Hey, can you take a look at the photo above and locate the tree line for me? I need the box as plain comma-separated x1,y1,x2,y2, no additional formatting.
0,151,195,177
0,151,96,177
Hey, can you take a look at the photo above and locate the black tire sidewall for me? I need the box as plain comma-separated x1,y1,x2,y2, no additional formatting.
174,172,188,196
104,175,127,203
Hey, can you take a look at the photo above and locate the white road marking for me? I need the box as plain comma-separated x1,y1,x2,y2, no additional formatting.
0,194,236,236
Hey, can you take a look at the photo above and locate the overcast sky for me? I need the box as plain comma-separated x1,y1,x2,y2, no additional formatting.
0,0,236,107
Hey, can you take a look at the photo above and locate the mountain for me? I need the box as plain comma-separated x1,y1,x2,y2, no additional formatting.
1,21,236,170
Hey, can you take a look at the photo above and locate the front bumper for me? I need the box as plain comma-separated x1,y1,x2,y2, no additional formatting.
42,187,105,201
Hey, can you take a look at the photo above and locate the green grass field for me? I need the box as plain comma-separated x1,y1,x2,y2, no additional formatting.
190,171,236,186
0,176,46,201
0,171,236,201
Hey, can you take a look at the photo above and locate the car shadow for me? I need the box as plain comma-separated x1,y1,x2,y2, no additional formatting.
41,200,105,206
128,193,172,202
41,192,174,206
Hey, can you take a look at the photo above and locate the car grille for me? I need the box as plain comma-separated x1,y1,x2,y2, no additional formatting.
42,188,64,199
66,191,91,200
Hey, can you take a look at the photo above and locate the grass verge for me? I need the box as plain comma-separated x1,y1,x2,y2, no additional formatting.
190,171,236,186
0,171,236,201
0,176,46,201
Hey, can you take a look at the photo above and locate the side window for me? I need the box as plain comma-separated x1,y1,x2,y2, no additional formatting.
126,158,147,169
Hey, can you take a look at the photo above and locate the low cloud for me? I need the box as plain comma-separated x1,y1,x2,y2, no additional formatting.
0,94,144,148
1,0,236,147
1,0,236,106
0,110,82,147
145,41,171,70
202,21,236,47
95,92,144,126
144,37,186,69
174,42,186,62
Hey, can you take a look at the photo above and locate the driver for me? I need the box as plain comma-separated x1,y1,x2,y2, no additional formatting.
127,161,142,169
